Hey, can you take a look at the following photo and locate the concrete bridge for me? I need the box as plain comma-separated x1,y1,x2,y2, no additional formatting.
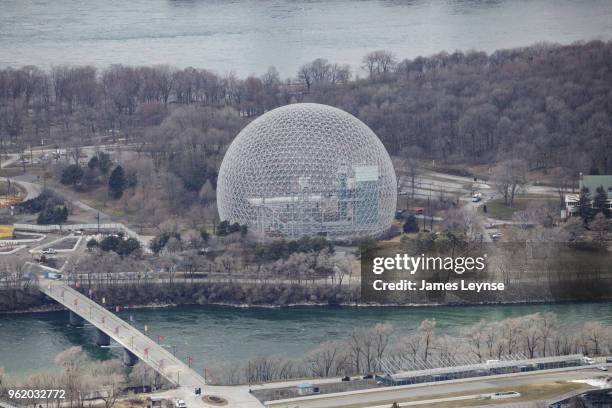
37,276,264,407
39,276,205,388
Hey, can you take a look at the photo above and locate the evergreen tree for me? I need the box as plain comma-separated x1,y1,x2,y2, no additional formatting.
86,239,98,250
578,186,592,222
87,155,99,170
593,186,609,217
402,214,419,233
108,165,126,199
61,164,84,187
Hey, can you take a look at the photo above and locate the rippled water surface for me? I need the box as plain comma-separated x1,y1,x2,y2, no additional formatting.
1,0,612,75
1,302,611,377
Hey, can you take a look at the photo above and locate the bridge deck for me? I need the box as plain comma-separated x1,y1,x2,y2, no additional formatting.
39,277,206,389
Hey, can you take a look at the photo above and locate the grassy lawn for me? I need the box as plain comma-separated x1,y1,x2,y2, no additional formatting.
482,197,553,221
0,180,23,195
0,167,24,177
483,199,520,220
417,382,590,407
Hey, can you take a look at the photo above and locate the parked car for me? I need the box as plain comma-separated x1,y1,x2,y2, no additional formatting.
597,366,608,371
42,248,57,255
489,232,503,240
174,400,187,408
45,272,62,280
583,356,595,365
411,207,424,215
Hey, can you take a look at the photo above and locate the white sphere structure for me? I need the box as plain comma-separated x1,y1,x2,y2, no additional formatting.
217,103,397,240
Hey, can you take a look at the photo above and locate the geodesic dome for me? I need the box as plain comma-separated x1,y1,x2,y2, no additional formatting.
216,103,397,241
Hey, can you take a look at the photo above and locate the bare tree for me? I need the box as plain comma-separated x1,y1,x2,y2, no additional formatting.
307,341,343,377
362,50,397,77
418,319,436,362
91,360,126,408
493,159,528,206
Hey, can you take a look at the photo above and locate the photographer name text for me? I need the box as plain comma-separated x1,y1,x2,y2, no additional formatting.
372,279,505,292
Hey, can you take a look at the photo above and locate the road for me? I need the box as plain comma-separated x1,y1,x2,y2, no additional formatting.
365,393,489,408
264,367,608,408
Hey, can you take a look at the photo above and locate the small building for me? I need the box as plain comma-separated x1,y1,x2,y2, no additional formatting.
296,383,319,396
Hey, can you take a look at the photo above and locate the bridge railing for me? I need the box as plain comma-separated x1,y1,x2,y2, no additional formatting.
38,280,205,387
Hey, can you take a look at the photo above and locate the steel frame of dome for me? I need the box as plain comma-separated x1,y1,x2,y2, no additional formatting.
216,103,397,241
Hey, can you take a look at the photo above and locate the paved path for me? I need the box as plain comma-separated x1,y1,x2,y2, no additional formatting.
10,179,42,201
264,366,607,408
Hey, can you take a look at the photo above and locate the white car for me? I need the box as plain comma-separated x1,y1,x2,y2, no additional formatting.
46,272,62,280
597,366,608,371
41,248,57,255
174,400,187,408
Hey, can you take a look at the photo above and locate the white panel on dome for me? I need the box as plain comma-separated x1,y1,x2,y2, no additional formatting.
354,165,379,182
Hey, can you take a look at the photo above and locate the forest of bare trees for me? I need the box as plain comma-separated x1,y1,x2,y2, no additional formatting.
207,312,611,385
1,40,611,172
0,347,168,408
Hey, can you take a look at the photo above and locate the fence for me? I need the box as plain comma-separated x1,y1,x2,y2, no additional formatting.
13,223,151,253
376,354,585,386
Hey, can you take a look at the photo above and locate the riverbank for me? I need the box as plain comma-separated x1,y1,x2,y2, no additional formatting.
3,279,612,314
0,283,359,313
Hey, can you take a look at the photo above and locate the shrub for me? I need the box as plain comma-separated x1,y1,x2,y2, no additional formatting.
403,215,419,233
108,165,126,199
36,204,68,225
98,235,141,256
150,232,181,254
216,221,247,236
60,164,84,186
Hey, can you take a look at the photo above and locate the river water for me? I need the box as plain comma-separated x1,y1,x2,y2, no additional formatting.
1,0,612,76
1,302,611,378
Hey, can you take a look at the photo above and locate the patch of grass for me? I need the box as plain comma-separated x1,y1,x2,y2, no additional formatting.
0,180,24,196
484,197,557,220
349,381,591,408
80,197,127,218
483,198,520,220
414,382,590,407
0,167,23,177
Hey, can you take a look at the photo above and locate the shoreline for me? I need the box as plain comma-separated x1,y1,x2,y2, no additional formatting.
3,297,612,315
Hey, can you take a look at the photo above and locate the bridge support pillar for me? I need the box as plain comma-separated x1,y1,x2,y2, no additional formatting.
122,348,139,366
69,310,84,327
95,328,111,346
